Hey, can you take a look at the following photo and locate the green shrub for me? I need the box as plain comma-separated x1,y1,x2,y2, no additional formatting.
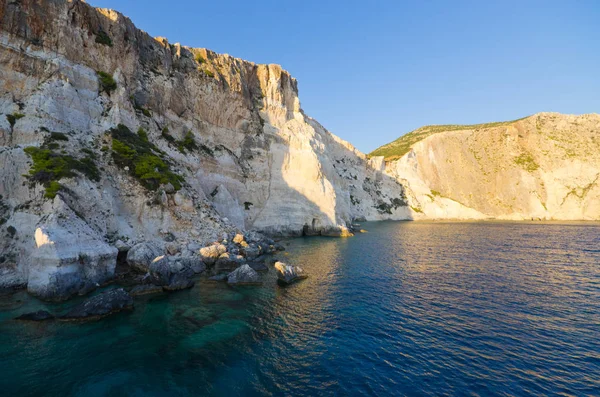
134,103,152,117
6,225,16,238
97,71,117,94
410,206,424,214
50,132,69,141
23,146,100,199
6,113,25,127
137,128,148,142
95,30,113,47
112,139,137,161
161,129,176,143
204,70,215,78
45,181,62,199
177,131,198,153
195,54,206,64
109,124,183,191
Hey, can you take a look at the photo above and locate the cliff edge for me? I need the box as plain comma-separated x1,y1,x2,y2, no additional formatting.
0,0,409,296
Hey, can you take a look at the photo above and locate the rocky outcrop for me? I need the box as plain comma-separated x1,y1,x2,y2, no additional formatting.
227,264,261,285
149,255,195,291
27,201,118,301
371,113,600,220
274,261,307,285
0,0,411,297
127,243,162,273
4,1,596,299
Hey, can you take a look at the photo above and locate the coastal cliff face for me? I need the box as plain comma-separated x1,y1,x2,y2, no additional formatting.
371,113,600,220
0,0,409,294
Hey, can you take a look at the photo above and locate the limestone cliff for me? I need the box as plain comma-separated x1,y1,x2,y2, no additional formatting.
370,113,600,220
0,0,409,292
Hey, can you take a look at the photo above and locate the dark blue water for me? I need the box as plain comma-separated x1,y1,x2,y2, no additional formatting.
1,222,599,396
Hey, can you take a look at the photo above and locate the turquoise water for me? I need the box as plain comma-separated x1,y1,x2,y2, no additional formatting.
1,221,599,396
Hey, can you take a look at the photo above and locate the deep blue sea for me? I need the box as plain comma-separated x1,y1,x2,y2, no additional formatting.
1,221,599,396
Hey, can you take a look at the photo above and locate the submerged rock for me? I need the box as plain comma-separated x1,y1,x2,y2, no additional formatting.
163,272,195,291
227,264,261,285
61,288,133,320
130,285,163,296
209,274,228,282
274,261,308,285
127,243,163,273
15,310,54,322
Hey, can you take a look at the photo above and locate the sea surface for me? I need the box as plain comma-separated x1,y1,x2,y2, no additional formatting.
1,221,599,396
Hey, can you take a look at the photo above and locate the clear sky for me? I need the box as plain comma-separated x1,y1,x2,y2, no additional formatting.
88,0,599,153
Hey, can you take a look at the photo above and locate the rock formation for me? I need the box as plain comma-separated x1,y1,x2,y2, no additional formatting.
0,0,409,298
370,113,600,220
274,261,308,285
1,1,597,300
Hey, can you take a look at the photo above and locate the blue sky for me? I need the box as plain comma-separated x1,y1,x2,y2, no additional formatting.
89,0,599,153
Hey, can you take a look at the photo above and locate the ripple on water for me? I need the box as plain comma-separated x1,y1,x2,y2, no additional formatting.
0,221,599,396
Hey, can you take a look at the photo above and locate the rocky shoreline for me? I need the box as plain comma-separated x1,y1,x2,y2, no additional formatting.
9,223,367,321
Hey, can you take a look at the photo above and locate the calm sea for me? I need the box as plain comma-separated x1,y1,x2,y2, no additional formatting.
1,221,599,396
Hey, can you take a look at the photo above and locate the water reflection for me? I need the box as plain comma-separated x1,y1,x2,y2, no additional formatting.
0,221,599,396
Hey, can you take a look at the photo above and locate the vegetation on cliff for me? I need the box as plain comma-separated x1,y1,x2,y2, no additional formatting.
23,146,100,199
369,117,528,161
109,124,183,191
97,71,117,94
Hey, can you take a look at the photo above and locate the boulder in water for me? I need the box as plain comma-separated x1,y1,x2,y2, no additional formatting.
274,261,308,285
227,264,261,285
61,288,133,320
149,256,195,291
130,285,163,296
15,310,54,321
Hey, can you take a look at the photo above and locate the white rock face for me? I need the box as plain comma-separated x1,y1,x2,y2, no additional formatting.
0,0,412,296
377,113,600,220
27,201,118,301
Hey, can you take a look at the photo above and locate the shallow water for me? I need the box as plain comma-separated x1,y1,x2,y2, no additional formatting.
1,221,599,396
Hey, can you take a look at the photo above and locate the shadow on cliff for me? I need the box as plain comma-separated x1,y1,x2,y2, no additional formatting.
238,113,414,237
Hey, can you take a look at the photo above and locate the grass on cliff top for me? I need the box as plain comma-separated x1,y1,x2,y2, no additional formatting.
24,146,100,199
369,116,529,161
110,124,183,191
